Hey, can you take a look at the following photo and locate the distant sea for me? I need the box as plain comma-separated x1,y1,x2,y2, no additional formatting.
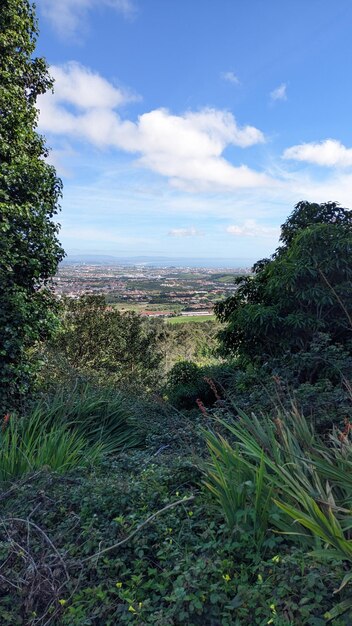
61,254,255,269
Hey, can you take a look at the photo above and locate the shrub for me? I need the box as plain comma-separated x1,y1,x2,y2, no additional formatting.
217,334,352,433
166,361,217,409
49,296,165,390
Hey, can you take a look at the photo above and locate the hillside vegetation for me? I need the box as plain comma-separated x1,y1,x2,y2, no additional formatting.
2,199,352,625
1,2,352,625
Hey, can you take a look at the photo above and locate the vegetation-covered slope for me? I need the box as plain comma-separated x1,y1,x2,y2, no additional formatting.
1,2,352,625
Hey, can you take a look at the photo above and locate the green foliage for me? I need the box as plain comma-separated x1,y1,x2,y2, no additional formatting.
216,333,352,431
216,201,352,367
0,382,141,483
0,0,65,412
166,360,217,409
167,360,201,386
280,200,352,247
0,409,102,483
36,384,142,454
49,296,165,389
0,455,347,625
205,406,352,532
163,320,220,370
204,408,352,619
204,435,273,546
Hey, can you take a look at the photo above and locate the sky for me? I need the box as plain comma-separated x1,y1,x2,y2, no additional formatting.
35,0,352,262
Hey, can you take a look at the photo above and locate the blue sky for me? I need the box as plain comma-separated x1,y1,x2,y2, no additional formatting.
36,0,352,262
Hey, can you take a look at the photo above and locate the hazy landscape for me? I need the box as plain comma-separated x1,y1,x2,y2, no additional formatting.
55,262,249,321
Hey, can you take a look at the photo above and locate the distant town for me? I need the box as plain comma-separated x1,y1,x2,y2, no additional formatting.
54,263,251,319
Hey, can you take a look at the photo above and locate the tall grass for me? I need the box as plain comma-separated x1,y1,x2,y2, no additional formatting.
203,407,352,617
204,432,273,544
0,411,102,483
36,384,141,454
0,384,141,484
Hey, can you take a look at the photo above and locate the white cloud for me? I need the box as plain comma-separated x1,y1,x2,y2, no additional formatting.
51,62,136,109
270,83,287,102
283,139,352,168
39,0,135,38
221,71,240,85
226,220,280,238
38,62,270,192
168,228,203,237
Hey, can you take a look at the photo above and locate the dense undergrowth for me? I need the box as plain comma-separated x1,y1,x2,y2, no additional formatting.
0,382,352,625
2,0,352,620
1,201,352,624
2,278,352,624
0,445,349,626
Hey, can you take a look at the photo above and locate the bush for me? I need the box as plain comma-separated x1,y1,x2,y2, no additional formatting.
212,334,352,433
166,361,218,410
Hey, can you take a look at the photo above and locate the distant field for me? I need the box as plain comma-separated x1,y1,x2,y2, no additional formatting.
167,315,216,324
110,303,216,322
111,303,181,313
216,275,238,283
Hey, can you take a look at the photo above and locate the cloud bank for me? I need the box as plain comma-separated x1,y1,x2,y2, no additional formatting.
38,62,270,192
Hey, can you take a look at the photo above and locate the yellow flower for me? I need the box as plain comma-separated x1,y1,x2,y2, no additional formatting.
270,603,277,615
188,511,193,517
116,582,123,588
272,555,280,564
222,573,231,582
258,574,263,583
267,620,274,625
176,491,180,496
128,605,136,613
138,602,143,609
58,599,67,606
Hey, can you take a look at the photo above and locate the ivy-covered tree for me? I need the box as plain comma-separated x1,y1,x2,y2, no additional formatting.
215,202,352,367
0,0,65,411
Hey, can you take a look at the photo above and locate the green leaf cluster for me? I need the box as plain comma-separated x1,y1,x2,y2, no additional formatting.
49,296,165,389
216,202,352,367
0,0,65,412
